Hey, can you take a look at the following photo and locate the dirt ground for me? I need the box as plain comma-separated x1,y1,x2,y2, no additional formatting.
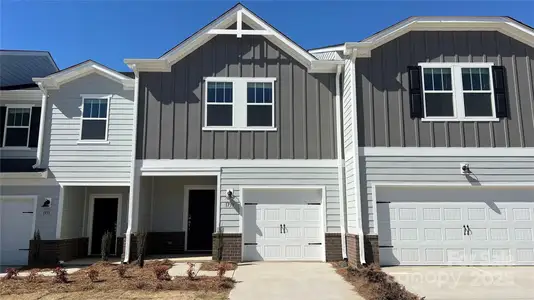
0,290,228,300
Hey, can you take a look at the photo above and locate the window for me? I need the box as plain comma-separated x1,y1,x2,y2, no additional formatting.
80,96,109,141
204,77,276,130
3,107,31,147
419,63,496,121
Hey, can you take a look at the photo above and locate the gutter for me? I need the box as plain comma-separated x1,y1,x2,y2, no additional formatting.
334,65,347,259
124,64,140,263
349,51,366,265
33,83,48,169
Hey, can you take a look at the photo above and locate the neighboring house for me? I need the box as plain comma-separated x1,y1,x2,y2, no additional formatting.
312,16,534,266
0,50,58,267
1,5,533,268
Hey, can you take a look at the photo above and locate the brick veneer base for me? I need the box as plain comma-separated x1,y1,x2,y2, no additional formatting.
325,233,343,261
212,233,242,262
346,234,379,266
28,237,89,267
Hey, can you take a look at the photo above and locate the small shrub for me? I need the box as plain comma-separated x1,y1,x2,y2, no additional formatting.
27,269,40,282
114,264,127,278
186,262,197,280
53,267,68,283
101,231,113,261
2,268,18,280
32,229,42,264
135,231,147,268
86,268,99,282
217,263,228,278
153,265,171,281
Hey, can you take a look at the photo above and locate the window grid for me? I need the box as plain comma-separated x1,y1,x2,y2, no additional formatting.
80,97,110,141
3,107,31,147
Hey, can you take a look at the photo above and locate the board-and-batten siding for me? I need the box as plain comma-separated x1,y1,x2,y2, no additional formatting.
361,156,534,234
219,166,340,233
342,58,358,233
0,185,59,239
357,31,534,148
137,34,337,160
46,73,134,182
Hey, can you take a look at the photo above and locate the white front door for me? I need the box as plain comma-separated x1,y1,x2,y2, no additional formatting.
243,189,324,261
377,187,534,266
0,198,34,266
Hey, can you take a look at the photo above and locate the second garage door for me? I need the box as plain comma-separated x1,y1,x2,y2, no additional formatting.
376,186,534,266
242,188,324,261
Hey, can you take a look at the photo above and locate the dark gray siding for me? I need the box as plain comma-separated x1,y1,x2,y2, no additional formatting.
137,35,337,159
357,31,534,147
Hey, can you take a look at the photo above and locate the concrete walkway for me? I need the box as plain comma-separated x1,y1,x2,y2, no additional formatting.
229,262,363,300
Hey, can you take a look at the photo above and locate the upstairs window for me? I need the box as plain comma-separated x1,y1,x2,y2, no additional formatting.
80,96,109,141
419,63,497,121
204,77,276,131
3,107,31,147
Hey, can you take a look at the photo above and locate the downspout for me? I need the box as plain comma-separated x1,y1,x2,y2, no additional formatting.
33,83,48,168
350,51,366,265
124,65,139,263
334,65,347,260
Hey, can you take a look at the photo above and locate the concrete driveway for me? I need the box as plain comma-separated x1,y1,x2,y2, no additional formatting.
383,266,534,300
229,262,363,300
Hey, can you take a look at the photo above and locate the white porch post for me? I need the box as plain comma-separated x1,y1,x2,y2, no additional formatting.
55,185,65,239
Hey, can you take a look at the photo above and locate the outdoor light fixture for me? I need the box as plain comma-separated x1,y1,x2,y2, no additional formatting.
226,189,234,200
42,198,52,208
460,163,471,175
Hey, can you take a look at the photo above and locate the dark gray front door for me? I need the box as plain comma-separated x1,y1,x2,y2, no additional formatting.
91,198,118,255
187,190,216,251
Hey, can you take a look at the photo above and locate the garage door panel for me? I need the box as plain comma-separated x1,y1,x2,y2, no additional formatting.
377,187,534,266
0,198,34,266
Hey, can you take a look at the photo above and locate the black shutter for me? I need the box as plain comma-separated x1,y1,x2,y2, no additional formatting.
0,106,6,148
28,107,41,148
492,66,509,118
408,66,424,118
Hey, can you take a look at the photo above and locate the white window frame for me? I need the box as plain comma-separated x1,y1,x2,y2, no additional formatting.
2,104,34,148
419,62,498,122
78,94,111,144
203,77,277,131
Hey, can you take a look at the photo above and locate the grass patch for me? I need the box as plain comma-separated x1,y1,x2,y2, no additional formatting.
0,261,235,297
199,261,238,271
332,262,420,300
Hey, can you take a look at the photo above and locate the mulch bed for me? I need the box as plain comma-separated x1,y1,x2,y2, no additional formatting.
199,261,238,271
332,262,420,300
0,260,235,296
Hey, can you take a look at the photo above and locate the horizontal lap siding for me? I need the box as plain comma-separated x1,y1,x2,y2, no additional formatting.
219,166,340,233
343,58,358,233
46,74,134,182
362,155,534,234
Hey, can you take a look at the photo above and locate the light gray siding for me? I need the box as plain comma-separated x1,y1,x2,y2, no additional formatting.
219,166,340,233
46,73,134,182
0,185,60,239
137,34,337,160
150,176,217,232
357,31,534,147
60,186,85,239
361,156,534,233
343,58,358,233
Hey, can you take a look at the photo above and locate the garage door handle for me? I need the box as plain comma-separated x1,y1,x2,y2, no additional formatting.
308,243,322,245
280,224,283,233
283,224,286,233
466,225,471,236
463,225,467,236
19,248,29,251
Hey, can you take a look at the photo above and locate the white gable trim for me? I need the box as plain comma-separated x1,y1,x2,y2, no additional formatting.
124,4,339,73
345,17,534,57
33,61,134,90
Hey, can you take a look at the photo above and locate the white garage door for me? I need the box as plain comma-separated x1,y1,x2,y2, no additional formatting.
242,189,324,261
0,197,34,266
377,187,534,266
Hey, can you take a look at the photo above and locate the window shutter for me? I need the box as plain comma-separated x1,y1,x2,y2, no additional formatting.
407,66,424,118
0,106,6,147
492,66,509,118
28,107,41,148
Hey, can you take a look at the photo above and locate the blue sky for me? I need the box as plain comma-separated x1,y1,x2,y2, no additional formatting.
2,1,533,71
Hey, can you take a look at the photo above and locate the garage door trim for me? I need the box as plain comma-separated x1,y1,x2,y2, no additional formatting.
239,186,327,262
371,182,534,236
0,195,38,266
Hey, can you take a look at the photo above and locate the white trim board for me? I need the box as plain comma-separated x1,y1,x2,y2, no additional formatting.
139,159,339,171
183,185,217,252
87,194,123,255
239,185,327,262
361,147,534,157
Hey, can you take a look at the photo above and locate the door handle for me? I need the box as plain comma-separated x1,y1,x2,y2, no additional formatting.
283,224,286,233
463,225,467,236
280,224,283,234
466,225,471,236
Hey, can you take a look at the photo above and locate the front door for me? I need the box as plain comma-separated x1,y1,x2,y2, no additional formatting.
187,190,215,251
91,198,118,255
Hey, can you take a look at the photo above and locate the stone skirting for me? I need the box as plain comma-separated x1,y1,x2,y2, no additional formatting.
28,237,89,267
212,233,242,262
346,234,380,266
325,233,343,261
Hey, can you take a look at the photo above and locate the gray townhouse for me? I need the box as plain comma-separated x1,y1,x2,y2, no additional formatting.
0,4,533,269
